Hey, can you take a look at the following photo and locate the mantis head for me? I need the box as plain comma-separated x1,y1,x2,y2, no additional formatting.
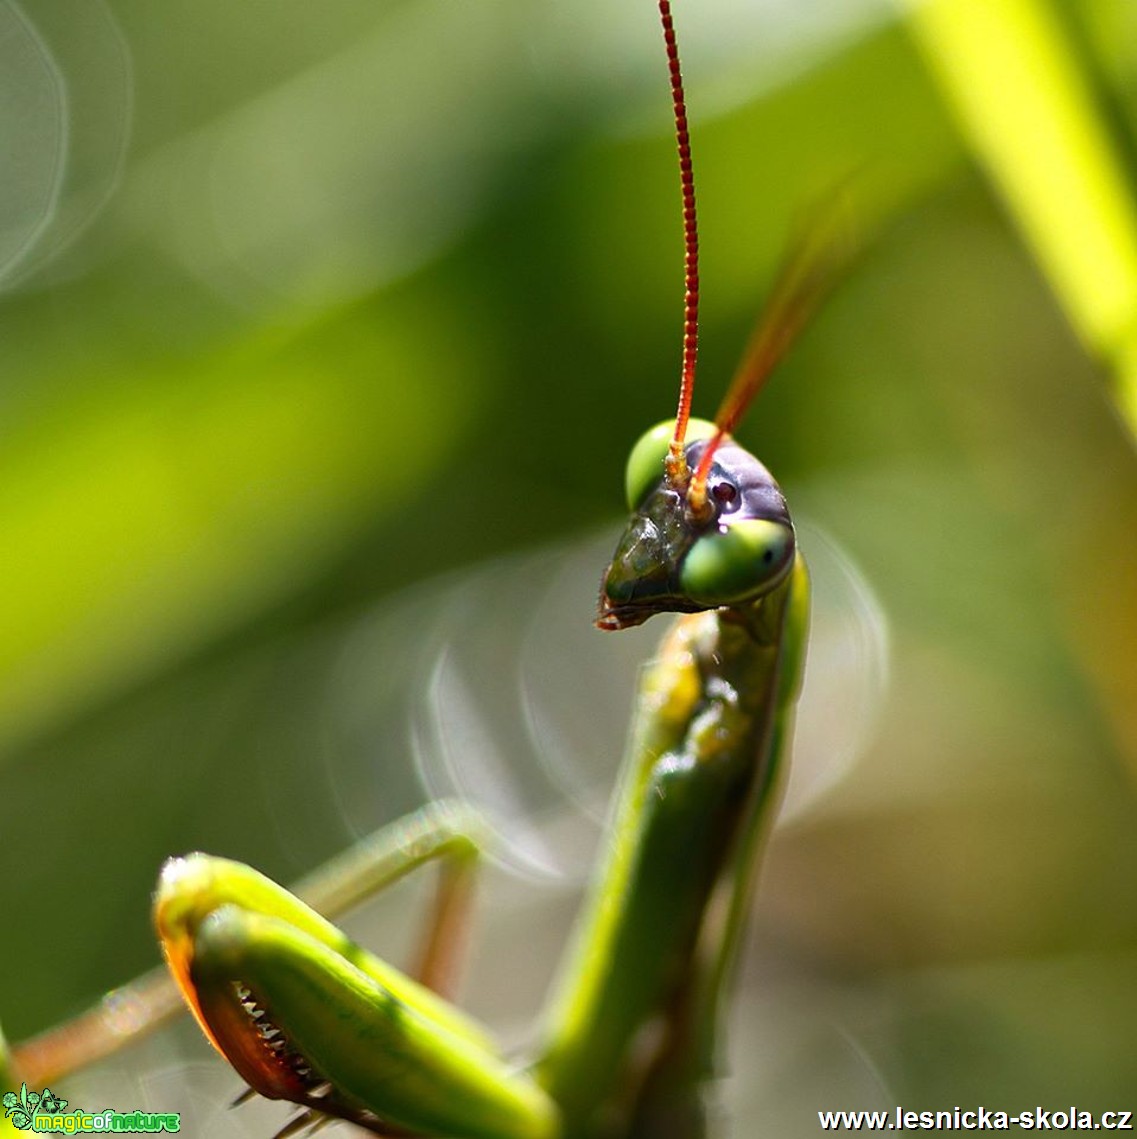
594,0,847,633
596,418,795,630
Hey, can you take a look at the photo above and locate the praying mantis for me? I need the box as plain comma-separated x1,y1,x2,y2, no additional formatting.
2,3,860,1136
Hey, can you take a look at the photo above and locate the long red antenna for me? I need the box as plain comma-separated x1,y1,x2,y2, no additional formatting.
659,0,700,489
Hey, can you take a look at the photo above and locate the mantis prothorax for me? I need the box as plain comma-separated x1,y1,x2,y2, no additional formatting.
4,2,847,1136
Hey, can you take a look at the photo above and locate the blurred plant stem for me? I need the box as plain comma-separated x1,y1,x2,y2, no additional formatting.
904,0,1137,436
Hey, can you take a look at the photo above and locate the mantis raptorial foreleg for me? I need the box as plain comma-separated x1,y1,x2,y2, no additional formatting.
7,802,559,1139
6,801,483,1087
152,800,557,1139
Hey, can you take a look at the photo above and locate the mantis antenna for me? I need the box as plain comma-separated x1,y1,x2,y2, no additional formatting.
657,2,857,521
659,0,700,491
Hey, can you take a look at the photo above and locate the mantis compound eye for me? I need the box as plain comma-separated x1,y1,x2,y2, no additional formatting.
679,518,795,607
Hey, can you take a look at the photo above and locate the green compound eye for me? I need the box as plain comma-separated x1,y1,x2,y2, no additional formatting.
679,518,795,607
624,418,718,510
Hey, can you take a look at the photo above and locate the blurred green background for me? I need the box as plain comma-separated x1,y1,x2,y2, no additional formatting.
2,0,1136,1133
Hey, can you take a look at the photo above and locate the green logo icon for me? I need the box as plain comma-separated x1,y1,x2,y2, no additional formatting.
3,1084,67,1130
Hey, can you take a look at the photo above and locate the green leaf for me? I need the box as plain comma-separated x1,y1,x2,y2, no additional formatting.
904,0,1137,435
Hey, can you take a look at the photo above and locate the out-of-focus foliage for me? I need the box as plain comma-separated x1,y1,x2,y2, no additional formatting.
907,0,1137,431
1,0,1136,1134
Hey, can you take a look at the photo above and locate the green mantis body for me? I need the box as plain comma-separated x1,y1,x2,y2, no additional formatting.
148,455,808,1137
4,3,828,1136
